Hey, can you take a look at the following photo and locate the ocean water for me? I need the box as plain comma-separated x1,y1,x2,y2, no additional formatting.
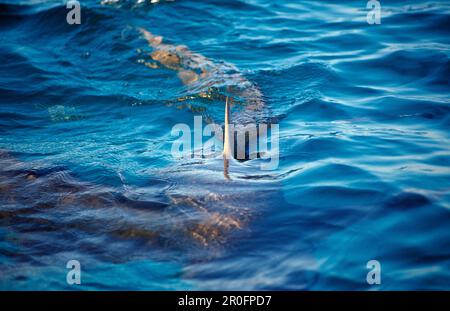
0,0,449,290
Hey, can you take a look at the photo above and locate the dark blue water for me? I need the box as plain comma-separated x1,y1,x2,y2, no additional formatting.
1,0,449,290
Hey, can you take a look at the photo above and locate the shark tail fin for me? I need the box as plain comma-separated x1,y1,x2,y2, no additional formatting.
138,28,163,47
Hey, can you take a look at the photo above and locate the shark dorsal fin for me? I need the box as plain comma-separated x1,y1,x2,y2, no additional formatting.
223,96,232,159
223,96,232,179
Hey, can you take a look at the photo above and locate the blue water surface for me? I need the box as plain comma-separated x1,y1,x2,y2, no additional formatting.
0,0,449,290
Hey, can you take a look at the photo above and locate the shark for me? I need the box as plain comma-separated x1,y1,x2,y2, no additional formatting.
138,28,265,111
0,29,277,260
138,28,273,177
0,148,275,256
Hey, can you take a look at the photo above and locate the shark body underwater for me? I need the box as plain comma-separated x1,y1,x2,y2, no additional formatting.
0,29,278,258
137,28,274,176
